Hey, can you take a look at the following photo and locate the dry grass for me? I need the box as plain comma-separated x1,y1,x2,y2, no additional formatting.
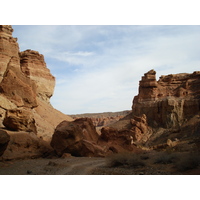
106,152,145,168
105,150,200,173
153,151,200,172
153,151,178,164
175,153,200,171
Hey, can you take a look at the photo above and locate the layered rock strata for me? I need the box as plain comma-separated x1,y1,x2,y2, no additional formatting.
107,69,200,151
20,50,55,103
71,110,131,127
132,69,200,129
98,114,152,153
0,25,19,83
0,25,72,159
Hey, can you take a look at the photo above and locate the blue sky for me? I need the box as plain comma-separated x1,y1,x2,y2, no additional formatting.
12,25,200,114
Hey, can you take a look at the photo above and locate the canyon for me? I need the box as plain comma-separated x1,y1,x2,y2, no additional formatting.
106,69,200,152
0,25,200,174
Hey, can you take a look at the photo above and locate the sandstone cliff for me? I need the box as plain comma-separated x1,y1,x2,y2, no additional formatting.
106,70,200,151
0,25,72,159
20,49,55,103
132,69,200,129
132,69,200,149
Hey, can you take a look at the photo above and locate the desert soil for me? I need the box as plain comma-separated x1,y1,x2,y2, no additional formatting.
1,156,200,175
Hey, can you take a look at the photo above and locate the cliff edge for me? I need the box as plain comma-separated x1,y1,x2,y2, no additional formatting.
0,25,72,159
105,69,200,152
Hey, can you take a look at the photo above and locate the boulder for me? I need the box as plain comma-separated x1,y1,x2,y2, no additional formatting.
51,118,105,157
99,126,142,154
101,114,151,143
3,108,37,133
2,131,53,160
0,129,10,156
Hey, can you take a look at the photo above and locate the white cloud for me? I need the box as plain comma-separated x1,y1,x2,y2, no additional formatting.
52,51,95,66
12,25,200,114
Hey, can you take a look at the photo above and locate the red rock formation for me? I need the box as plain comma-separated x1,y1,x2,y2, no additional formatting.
71,111,131,127
20,50,55,103
0,25,73,159
73,116,125,127
0,63,38,108
104,70,200,151
51,118,105,157
0,130,10,156
130,114,152,142
99,114,152,153
0,25,19,83
2,131,52,160
132,70,200,129
92,116,125,126
3,108,37,133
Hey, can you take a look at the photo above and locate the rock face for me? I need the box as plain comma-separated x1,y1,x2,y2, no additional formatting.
104,69,200,152
132,70,200,129
51,118,105,157
20,50,55,103
130,114,152,142
0,25,19,83
0,64,37,108
75,115,124,127
3,108,37,133
2,130,53,160
0,25,37,110
0,25,73,159
70,111,131,127
99,114,152,153
0,130,10,156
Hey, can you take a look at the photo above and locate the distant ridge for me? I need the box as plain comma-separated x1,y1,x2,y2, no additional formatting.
70,110,131,118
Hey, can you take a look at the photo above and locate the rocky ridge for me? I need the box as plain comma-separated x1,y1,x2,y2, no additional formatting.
0,25,73,159
70,110,131,127
132,69,200,129
50,70,200,156
106,70,200,152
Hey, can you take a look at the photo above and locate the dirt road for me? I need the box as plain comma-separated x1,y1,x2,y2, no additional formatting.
1,153,200,175
0,157,106,175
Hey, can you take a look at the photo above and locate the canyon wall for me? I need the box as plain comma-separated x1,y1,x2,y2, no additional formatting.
132,69,200,129
0,25,72,159
104,69,200,151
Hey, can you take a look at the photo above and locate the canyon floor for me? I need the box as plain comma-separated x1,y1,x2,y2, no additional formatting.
1,151,200,175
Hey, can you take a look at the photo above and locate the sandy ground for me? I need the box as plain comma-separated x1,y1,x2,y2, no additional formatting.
1,155,200,175
0,157,105,175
